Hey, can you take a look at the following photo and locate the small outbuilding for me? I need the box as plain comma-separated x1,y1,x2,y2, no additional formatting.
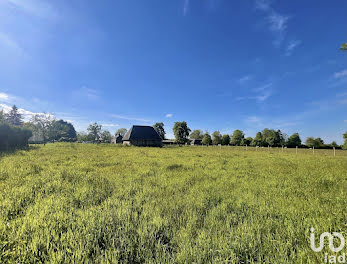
113,134,123,144
191,139,202,145
122,125,162,147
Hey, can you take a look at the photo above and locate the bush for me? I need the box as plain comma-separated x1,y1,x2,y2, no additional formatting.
0,121,32,151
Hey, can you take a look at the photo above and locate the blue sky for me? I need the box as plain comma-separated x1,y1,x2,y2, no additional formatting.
0,0,346,143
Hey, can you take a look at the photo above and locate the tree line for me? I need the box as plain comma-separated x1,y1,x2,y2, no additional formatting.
1,105,347,150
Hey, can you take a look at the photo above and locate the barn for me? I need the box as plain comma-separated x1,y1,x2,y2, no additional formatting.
122,125,162,147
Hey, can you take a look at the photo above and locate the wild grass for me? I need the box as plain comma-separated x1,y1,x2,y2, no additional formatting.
0,143,346,263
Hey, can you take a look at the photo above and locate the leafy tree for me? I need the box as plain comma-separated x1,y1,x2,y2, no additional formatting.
49,120,77,142
0,120,32,151
153,122,166,140
6,105,23,126
305,137,324,148
77,132,94,142
262,128,277,146
242,137,253,146
202,133,212,145
212,131,222,145
343,131,347,150
230,130,244,146
190,129,204,140
340,43,347,51
87,122,102,142
101,130,112,143
30,114,55,145
276,130,287,146
251,132,264,147
287,133,301,147
173,121,191,144
115,128,127,136
330,141,339,148
221,134,231,145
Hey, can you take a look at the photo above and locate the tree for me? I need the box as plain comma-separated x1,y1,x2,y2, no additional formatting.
251,132,264,146
30,114,55,145
153,122,166,140
115,128,127,136
340,43,347,51
212,131,222,145
342,131,347,150
330,141,339,148
101,130,112,143
242,137,253,146
0,110,4,121
221,134,231,145
202,133,212,145
87,122,102,142
77,132,94,142
305,137,324,148
276,130,287,146
190,129,204,140
262,128,277,146
173,121,191,144
287,133,301,148
230,130,244,146
49,119,77,142
6,105,23,126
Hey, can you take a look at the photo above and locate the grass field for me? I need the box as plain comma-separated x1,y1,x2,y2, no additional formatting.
1,143,347,263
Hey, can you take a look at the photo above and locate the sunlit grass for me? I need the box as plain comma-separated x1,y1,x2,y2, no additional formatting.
0,143,346,263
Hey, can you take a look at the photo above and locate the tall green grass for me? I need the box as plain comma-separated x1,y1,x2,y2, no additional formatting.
0,143,346,263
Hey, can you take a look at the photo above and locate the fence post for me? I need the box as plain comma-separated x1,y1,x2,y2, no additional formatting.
296,146,298,155
313,146,315,154
333,147,336,157
282,145,284,152
268,145,270,152
246,144,248,151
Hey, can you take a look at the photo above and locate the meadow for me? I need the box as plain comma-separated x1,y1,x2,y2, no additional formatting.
0,143,346,263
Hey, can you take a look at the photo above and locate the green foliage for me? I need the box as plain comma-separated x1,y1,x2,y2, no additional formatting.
211,131,222,145
0,120,32,151
231,130,244,146
221,134,230,145
29,114,55,145
77,132,94,142
190,130,204,140
173,121,191,144
287,133,301,148
342,131,347,149
340,43,347,50
202,133,212,145
153,122,166,140
49,120,77,142
242,137,253,146
251,132,264,147
305,137,324,148
0,143,346,263
87,122,102,142
5,105,23,126
115,128,127,137
101,130,112,143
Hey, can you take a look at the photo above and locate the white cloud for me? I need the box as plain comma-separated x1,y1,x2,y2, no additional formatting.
2,0,58,19
111,114,152,123
0,103,50,120
165,113,173,118
334,69,347,79
0,92,9,101
255,0,271,11
253,83,272,92
285,39,301,56
73,86,100,101
102,123,120,127
268,13,289,33
238,75,252,85
0,32,23,54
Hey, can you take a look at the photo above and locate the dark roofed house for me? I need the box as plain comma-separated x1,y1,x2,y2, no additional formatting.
191,139,202,145
123,125,162,147
113,134,123,144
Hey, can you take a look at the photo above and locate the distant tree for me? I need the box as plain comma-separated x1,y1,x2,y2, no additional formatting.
251,132,264,146
30,114,55,145
230,130,244,146
49,119,77,142
173,121,191,144
342,131,347,150
190,129,204,140
115,128,127,136
340,43,347,51
153,122,166,140
305,137,324,148
202,133,212,145
77,132,94,142
87,122,102,142
276,130,287,146
242,137,253,146
6,105,23,126
212,131,222,145
287,133,301,148
330,141,339,148
101,130,112,143
221,134,231,145
0,110,4,121
262,128,278,146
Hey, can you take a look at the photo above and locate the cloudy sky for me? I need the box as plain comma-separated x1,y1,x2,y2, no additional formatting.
0,0,346,142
